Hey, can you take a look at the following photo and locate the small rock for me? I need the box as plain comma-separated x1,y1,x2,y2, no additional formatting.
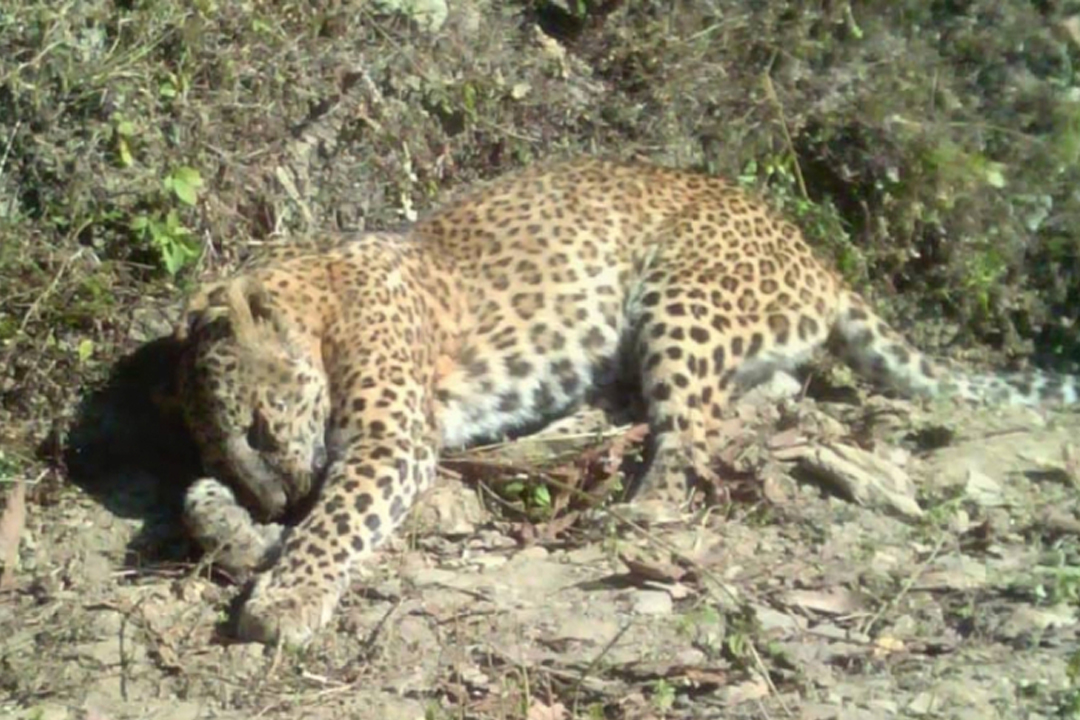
11,705,71,720
947,507,972,534
372,0,448,32
91,607,125,637
608,498,685,525
653,581,692,600
783,587,867,616
998,604,1078,640
914,556,988,591
515,545,549,561
906,691,941,715
813,622,869,645
672,647,708,665
128,305,177,342
798,702,843,720
963,469,1006,508
632,589,673,615
471,554,508,572
887,614,919,639
866,698,899,714
469,529,517,551
719,675,770,705
229,642,270,666
409,567,458,587
457,664,492,689
415,483,484,536
761,468,794,505
753,605,807,634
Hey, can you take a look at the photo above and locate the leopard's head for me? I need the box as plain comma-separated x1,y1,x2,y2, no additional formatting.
176,275,330,520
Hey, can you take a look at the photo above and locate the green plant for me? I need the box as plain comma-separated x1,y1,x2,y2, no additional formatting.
1033,563,1080,607
583,702,606,719
650,678,676,712
163,166,205,207
497,475,554,521
677,604,724,658
1056,650,1080,718
131,208,200,276
962,243,1009,317
0,450,20,482
129,165,205,276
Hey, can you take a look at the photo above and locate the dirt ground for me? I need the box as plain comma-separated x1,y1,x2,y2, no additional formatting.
6,355,1080,718
5,1,1080,718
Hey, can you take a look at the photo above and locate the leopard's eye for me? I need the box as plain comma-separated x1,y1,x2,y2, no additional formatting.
247,408,280,453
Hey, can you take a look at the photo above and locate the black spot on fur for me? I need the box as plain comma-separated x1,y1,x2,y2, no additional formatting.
506,354,532,378
355,493,374,513
747,332,763,358
712,346,726,371
498,392,521,412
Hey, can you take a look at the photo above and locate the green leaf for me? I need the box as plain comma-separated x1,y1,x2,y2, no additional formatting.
532,485,551,508
984,162,1007,189
77,339,94,363
159,237,199,276
461,82,477,117
1067,650,1080,681
117,136,134,167
164,208,185,231
167,166,204,205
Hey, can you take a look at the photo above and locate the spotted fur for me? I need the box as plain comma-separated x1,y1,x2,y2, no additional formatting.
176,157,1080,646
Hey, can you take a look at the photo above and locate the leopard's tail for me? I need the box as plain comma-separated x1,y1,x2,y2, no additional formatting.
830,290,1080,407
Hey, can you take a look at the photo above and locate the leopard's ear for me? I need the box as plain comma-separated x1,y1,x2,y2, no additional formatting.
175,275,273,345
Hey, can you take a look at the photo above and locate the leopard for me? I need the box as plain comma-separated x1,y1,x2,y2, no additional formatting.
174,156,1080,647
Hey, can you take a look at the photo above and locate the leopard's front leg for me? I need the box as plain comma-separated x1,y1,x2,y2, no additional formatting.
235,344,440,647
236,429,437,646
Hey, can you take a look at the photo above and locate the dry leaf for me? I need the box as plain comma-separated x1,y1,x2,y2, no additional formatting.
619,549,687,584
767,427,806,451
604,423,649,474
914,557,988,591
761,472,792,505
682,666,729,686
0,480,27,591
783,587,867,616
873,635,906,658
526,700,568,720
720,676,770,705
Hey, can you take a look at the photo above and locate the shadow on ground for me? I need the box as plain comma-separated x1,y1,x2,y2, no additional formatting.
62,335,203,564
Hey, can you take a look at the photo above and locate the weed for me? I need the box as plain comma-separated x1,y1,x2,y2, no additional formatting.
1056,651,1080,718
649,678,676,712
495,475,554,521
